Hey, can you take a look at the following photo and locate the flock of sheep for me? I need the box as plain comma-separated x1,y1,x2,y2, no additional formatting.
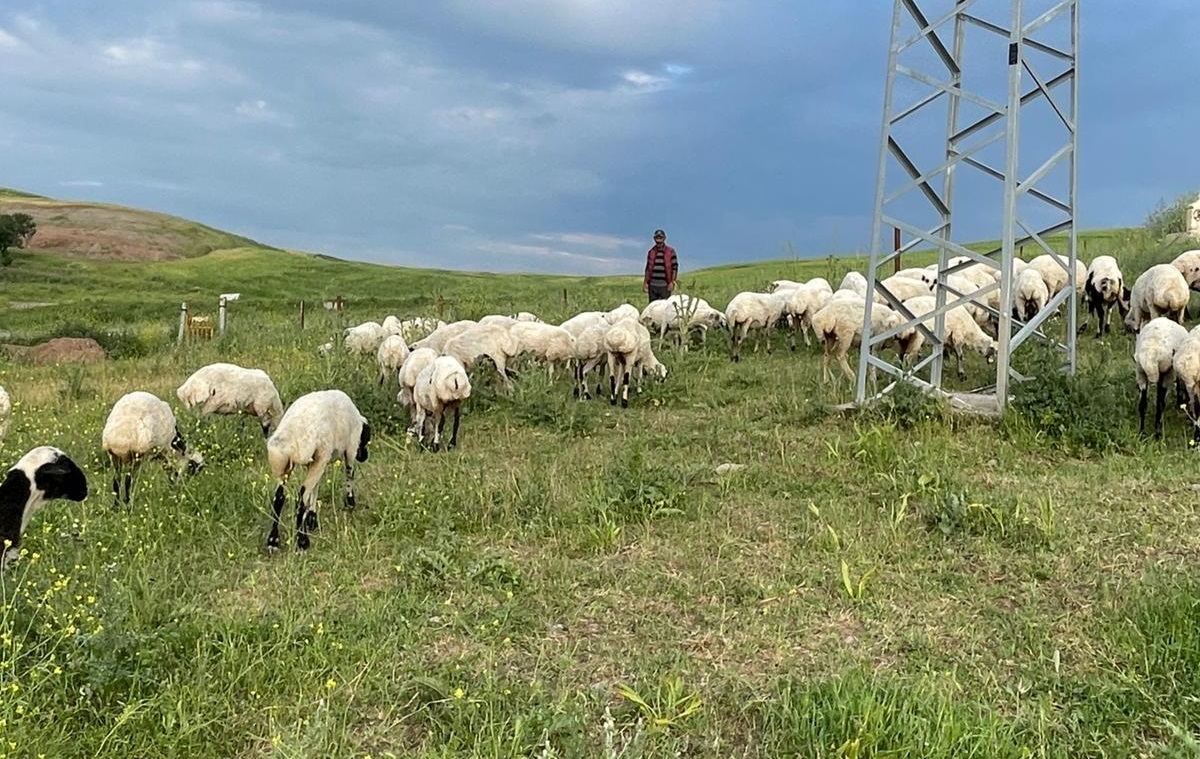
1,246,1199,565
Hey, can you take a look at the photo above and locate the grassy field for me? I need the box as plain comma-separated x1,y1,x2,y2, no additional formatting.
1,196,1200,756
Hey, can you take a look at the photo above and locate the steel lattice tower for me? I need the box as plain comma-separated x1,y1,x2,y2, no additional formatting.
857,0,1079,409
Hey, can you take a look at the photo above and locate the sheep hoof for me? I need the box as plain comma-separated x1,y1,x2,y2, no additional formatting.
305,512,319,530
266,534,281,551
296,534,311,551
621,398,628,409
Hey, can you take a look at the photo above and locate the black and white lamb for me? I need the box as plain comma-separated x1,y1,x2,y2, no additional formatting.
266,389,370,551
176,362,285,437
409,355,472,451
0,447,88,568
102,391,204,507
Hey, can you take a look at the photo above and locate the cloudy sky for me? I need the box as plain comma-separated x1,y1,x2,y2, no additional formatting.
0,2,1194,274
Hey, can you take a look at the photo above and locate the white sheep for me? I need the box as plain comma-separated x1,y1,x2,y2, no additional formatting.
606,304,641,324
724,291,788,362
411,319,478,354
877,275,933,305
899,296,998,378
1081,255,1129,338
176,362,285,437
774,285,832,349
810,300,915,383
0,446,88,569
442,323,520,385
396,347,439,413
1027,254,1074,297
0,386,9,443
409,355,472,451
509,322,576,380
559,311,607,338
1172,327,1200,446
1170,250,1200,292
571,320,613,400
640,294,725,348
838,271,869,297
603,317,654,407
513,311,542,322
266,389,370,551
343,321,387,355
1125,264,1189,332
1135,317,1189,439
478,314,519,328
1013,267,1050,321
102,391,204,506
376,334,410,387
399,317,443,343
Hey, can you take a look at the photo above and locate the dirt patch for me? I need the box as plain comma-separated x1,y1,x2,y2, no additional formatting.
1,338,107,365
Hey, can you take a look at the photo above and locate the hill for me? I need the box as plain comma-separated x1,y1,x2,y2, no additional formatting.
0,188,268,261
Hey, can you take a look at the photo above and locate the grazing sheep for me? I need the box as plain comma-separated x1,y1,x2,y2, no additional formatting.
775,285,832,349
1170,250,1200,292
1172,328,1200,446
1125,264,1189,333
513,311,542,322
409,356,472,451
176,362,285,437
442,323,520,385
571,320,613,400
478,314,519,328
381,315,404,337
344,321,387,355
724,291,788,362
603,317,653,407
1135,318,1189,439
0,447,88,569
1027,254,1075,297
266,390,370,551
399,317,443,343
397,347,440,413
510,322,576,380
877,275,933,305
1081,255,1129,338
376,335,410,387
560,311,607,338
838,271,869,297
0,386,9,443
899,296,998,378
1013,267,1050,321
606,304,642,324
411,319,478,354
102,391,204,507
810,300,915,383
640,294,726,348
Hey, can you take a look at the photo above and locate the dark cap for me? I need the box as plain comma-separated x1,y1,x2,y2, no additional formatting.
653,229,666,238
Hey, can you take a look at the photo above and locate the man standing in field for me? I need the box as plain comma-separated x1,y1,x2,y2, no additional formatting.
643,229,678,303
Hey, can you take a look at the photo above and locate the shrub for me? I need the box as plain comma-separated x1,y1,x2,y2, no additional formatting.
1144,189,1199,240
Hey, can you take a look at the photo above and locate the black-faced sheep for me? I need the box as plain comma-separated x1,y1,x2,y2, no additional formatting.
1125,264,1189,332
1081,255,1129,338
1134,317,1189,439
102,391,203,507
0,447,88,569
266,390,370,551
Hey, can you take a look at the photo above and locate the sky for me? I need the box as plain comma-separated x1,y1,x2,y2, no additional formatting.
0,1,1195,275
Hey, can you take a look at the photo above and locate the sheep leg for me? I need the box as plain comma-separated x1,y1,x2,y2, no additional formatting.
1137,383,1148,438
1191,393,1200,448
954,344,967,380
1154,381,1169,440
621,364,630,409
431,407,445,451
109,453,124,508
267,482,287,550
295,458,327,550
343,457,357,510
448,405,462,450
838,351,855,383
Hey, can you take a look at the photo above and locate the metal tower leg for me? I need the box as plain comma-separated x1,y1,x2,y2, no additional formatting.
858,0,1079,410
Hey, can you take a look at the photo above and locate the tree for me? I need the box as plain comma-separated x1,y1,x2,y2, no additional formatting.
0,213,36,266
1144,190,1199,240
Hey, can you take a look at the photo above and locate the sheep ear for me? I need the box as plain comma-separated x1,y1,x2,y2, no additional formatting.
356,422,371,463
35,456,88,503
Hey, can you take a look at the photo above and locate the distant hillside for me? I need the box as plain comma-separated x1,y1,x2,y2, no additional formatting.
0,188,270,261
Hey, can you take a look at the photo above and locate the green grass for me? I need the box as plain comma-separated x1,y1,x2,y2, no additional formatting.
0,195,1199,756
